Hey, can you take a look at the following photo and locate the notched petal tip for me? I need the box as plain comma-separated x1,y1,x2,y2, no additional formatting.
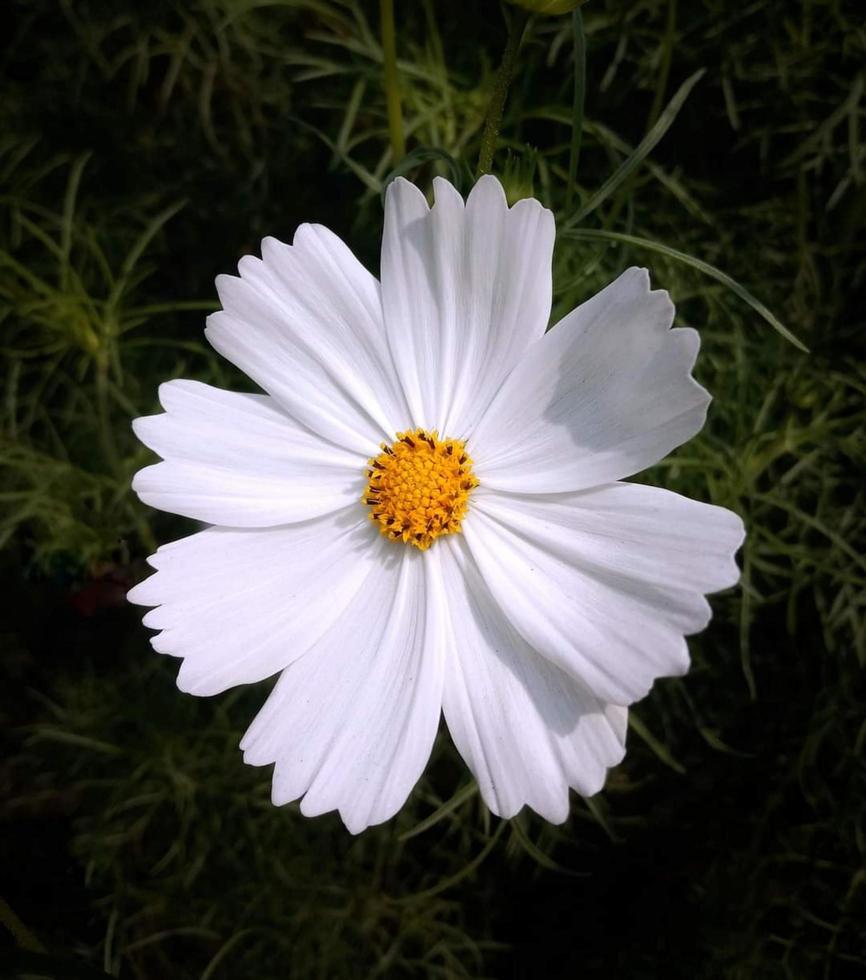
622,266,677,321
129,461,158,494
653,289,676,325
489,792,571,826
430,175,466,212
670,639,692,678
591,265,675,329
240,743,271,770
141,606,165,629
270,782,293,808
538,795,572,826
261,232,289,253
175,660,220,697
149,630,174,656
237,253,263,280
202,313,225,354
707,509,748,593
671,323,701,363
386,175,430,210
691,388,713,425
731,512,748,553
509,194,556,227
130,416,165,457
336,805,378,836
341,820,367,836
213,272,239,307
466,172,510,212
290,223,324,248
203,310,221,330
130,413,152,441
156,378,183,408
126,577,155,606
614,265,651,294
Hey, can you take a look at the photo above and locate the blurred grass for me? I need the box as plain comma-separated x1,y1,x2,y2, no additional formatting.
1,0,864,977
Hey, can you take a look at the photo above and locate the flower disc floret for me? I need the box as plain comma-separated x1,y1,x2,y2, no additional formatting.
363,429,479,550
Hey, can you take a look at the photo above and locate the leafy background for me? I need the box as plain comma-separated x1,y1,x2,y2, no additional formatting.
1,0,864,977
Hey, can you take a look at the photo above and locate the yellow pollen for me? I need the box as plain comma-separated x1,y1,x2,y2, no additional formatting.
363,428,479,551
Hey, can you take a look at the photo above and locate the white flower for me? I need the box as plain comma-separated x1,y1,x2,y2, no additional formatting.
128,175,744,834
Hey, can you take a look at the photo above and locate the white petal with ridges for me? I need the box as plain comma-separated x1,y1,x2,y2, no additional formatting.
463,482,743,705
132,380,363,526
432,541,627,822
127,509,383,696
470,267,710,493
205,224,409,456
380,175,555,436
474,483,745,596
240,549,443,834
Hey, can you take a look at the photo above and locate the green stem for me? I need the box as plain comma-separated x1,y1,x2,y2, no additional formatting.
566,7,586,213
0,895,45,953
477,8,529,176
95,360,120,476
380,0,406,162
647,0,677,127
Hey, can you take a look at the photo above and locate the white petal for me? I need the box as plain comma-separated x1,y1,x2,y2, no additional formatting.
240,549,443,834
470,267,710,493
463,483,744,705
205,224,409,456
380,175,555,436
432,541,626,823
475,483,745,595
127,509,384,696
132,380,364,526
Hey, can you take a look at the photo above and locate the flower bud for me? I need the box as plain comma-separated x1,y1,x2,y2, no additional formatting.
498,147,538,206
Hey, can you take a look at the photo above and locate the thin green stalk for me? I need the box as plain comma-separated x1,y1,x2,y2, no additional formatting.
647,0,677,128
564,68,705,228
0,896,45,953
477,8,529,176
566,7,586,213
397,822,506,903
95,360,120,476
380,0,405,162
399,781,479,841
561,227,809,351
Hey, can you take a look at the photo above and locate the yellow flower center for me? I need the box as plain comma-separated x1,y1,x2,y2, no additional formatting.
363,429,479,550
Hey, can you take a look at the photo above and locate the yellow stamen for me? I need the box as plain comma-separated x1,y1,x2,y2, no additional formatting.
363,428,479,550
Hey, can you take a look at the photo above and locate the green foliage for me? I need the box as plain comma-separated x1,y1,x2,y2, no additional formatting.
2,0,864,977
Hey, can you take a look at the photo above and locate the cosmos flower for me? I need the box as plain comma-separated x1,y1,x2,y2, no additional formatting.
128,175,745,834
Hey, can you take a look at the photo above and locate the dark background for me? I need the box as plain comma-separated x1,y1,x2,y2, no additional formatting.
2,1,864,977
